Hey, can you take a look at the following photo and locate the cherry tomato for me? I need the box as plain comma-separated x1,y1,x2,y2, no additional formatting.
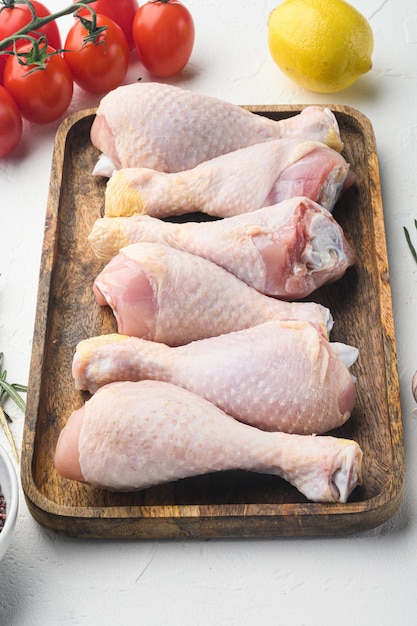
64,15,129,95
132,1,195,78
4,43,73,124
0,84,22,156
0,1,61,83
72,0,138,49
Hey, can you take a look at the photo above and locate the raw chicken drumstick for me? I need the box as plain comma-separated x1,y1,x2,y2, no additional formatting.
93,242,333,345
89,197,355,300
90,82,344,176
72,320,358,435
54,380,363,503
103,138,354,218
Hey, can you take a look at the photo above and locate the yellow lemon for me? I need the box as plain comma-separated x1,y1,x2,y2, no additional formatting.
267,0,373,93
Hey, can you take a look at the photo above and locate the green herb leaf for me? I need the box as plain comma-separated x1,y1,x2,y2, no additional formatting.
0,352,27,462
404,225,417,265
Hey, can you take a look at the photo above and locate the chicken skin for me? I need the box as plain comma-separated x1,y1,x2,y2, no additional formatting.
89,197,355,299
72,320,358,435
93,242,333,344
103,138,354,218
90,83,344,176
54,380,363,503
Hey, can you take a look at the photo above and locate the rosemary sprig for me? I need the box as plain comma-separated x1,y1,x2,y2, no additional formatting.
0,405,18,462
0,352,27,462
403,220,417,265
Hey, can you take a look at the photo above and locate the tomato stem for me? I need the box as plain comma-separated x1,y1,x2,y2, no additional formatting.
10,34,55,73
0,0,98,51
76,13,108,47
0,1,19,9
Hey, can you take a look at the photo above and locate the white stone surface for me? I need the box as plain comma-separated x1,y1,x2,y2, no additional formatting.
1,1,416,624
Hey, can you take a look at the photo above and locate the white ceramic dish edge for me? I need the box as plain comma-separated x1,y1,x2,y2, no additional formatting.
0,443,19,561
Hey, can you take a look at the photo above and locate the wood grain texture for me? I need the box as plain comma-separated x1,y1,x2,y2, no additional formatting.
20,105,404,538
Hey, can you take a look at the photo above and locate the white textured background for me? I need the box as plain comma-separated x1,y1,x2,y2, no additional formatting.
1,1,417,624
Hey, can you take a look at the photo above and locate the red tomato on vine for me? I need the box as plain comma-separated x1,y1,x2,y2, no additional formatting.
64,14,130,95
0,84,22,156
132,0,195,78
72,0,139,49
4,42,73,124
0,0,61,83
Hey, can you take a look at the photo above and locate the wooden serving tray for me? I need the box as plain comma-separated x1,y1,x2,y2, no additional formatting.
21,104,404,538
